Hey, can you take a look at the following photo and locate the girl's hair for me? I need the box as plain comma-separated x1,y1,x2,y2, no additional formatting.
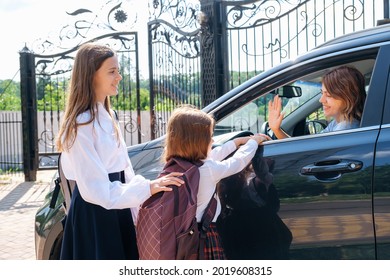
56,43,119,151
163,105,215,162
322,65,366,122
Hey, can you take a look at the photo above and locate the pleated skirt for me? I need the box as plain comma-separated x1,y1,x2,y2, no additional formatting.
60,171,138,260
202,223,226,260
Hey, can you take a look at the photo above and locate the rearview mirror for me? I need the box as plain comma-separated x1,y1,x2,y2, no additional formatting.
276,85,302,98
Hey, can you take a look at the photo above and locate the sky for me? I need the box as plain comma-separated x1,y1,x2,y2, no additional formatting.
0,0,149,81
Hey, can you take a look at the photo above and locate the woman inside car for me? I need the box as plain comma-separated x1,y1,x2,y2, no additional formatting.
268,65,367,139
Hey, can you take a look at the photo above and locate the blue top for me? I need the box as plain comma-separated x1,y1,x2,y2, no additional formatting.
321,119,360,133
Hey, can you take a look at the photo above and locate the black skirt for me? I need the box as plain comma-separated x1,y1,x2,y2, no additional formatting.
60,171,139,260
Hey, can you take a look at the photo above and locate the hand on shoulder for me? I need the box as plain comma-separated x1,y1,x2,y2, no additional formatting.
149,172,184,195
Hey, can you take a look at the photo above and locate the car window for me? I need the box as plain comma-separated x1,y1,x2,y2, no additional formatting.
214,101,260,135
214,58,376,138
281,80,322,118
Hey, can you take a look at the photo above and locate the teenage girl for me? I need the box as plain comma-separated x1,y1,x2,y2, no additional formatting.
56,43,183,260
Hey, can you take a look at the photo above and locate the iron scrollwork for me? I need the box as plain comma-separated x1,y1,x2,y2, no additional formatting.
225,0,364,61
33,0,138,53
32,0,139,76
344,1,364,21
29,0,144,160
148,0,203,138
149,0,202,70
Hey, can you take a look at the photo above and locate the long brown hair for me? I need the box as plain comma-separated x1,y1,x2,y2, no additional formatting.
322,65,366,122
56,43,119,151
163,105,215,162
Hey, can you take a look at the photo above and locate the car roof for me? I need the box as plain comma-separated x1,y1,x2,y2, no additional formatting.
316,23,390,49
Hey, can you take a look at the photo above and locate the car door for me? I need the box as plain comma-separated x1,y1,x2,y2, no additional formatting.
372,44,390,260
212,44,389,259
260,45,390,259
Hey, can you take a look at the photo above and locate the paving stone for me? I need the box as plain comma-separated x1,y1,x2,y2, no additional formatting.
0,170,55,260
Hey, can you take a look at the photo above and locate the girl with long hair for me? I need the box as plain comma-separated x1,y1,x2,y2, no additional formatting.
57,43,183,260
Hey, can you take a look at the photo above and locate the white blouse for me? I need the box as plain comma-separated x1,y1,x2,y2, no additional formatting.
61,103,151,210
197,139,259,222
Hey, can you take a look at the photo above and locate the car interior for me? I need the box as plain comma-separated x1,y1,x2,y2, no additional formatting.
214,58,376,140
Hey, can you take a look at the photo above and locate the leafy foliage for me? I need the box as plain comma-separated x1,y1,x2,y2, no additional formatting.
37,80,68,111
1,71,251,111
111,87,151,111
0,80,21,110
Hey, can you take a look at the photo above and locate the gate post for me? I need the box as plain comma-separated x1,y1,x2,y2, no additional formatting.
19,46,38,181
200,0,228,106
378,0,390,25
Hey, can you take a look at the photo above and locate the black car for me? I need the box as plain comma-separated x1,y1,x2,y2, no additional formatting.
35,23,390,260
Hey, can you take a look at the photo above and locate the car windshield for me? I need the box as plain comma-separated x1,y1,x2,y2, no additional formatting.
281,80,321,118
214,80,322,137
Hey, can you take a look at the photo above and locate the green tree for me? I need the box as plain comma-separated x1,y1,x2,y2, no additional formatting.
0,80,21,110
37,80,68,111
229,70,258,90
111,88,151,111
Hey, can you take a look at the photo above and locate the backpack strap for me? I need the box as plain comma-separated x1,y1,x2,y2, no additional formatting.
49,176,61,209
49,153,76,214
200,190,217,232
49,153,63,209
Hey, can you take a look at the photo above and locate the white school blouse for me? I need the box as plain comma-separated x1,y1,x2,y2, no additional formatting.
197,139,259,222
61,103,151,210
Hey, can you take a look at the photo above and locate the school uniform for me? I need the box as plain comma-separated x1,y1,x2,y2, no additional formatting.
60,103,151,260
198,139,259,260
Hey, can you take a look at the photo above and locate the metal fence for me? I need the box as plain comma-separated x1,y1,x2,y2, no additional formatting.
148,0,387,136
0,112,22,173
223,0,384,88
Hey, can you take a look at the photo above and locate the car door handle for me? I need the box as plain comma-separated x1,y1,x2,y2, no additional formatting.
300,159,363,181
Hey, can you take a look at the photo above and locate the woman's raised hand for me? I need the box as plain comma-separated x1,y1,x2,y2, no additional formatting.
268,95,289,139
268,95,284,132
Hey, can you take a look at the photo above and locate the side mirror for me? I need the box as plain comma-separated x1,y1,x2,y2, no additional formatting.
277,85,302,98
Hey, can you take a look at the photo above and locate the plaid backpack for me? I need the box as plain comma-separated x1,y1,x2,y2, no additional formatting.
136,157,217,260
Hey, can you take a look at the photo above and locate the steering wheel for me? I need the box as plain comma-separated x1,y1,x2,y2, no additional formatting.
230,130,254,138
212,130,254,149
260,121,276,139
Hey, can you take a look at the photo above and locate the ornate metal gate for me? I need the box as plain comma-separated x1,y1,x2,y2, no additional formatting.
148,0,204,139
148,0,386,139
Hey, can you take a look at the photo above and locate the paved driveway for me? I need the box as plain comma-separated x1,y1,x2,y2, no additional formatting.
0,170,55,260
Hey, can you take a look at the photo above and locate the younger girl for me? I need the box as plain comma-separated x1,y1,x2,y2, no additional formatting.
57,43,183,260
163,105,270,259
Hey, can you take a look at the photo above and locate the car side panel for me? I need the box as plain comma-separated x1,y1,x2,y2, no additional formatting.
263,129,377,259
35,196,65,259
374,125,390,260
374,64,390,259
